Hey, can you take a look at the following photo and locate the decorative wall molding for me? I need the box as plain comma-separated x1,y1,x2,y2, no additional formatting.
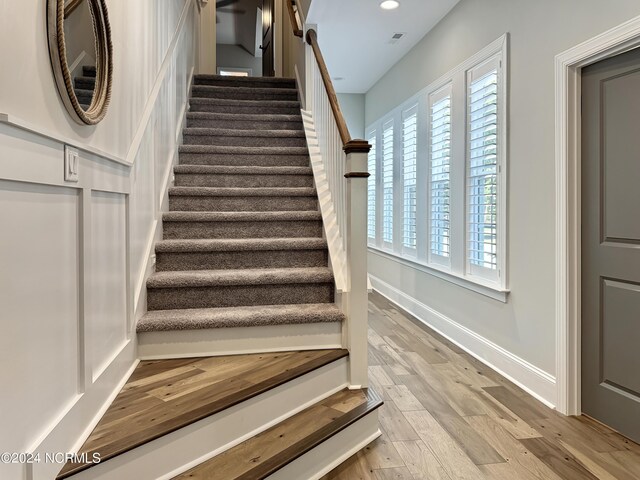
0,113,127,166
554,14,640,416
124,0,195,164
370,274,557,408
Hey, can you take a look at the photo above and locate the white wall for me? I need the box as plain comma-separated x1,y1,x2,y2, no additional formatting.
64,1,96,68
365,0,640,404
0,1,198,479
217,44,262,75
336,93,365,139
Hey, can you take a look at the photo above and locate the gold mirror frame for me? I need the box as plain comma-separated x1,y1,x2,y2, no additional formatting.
47,0,113,125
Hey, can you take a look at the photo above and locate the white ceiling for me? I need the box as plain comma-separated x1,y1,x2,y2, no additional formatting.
307,0,461,93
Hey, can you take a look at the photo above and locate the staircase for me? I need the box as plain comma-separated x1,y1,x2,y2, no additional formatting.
137,75,348,359
74,65,96,109
56,75,381,479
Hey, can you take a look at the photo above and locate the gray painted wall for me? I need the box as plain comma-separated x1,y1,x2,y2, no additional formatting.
217,44,262,76
365,0,640,376
337,93,365,139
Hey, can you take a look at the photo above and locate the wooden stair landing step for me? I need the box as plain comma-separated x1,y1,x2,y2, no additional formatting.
174,388,383,480
56,349,348,479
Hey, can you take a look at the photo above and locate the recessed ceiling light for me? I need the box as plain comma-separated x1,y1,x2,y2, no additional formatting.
380,0,400,10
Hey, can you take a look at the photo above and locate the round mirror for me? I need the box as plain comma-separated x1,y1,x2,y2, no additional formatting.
47,0,113,125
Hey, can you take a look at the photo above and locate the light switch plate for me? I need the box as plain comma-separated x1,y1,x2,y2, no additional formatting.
64,145,79,182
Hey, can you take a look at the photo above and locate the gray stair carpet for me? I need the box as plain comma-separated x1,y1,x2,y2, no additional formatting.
139,74,344,334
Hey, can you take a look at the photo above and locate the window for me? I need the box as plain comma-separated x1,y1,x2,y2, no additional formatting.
467,60,500,278
366,36,507,295
402,106,418,251
429,86,452,263
382,120,394,245
367,132,377,242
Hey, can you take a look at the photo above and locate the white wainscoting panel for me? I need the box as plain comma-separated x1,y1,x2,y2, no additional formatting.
0,180,81,479
89,191,128,381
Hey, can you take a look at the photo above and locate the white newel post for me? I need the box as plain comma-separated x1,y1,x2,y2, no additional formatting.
344,140,372,388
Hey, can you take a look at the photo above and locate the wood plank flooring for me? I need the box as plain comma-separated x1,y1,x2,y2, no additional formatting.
321,292,640,480
57,349,348,479
174,388,382,479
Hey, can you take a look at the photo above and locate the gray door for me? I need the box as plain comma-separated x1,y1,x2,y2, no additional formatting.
581,47,640,443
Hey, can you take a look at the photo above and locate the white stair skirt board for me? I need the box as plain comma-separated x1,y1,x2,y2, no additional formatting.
59,357,349,480
369,275,557,408
267,411,381,480
137,322,343,359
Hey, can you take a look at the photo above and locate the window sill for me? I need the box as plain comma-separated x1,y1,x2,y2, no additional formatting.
367,246,510,303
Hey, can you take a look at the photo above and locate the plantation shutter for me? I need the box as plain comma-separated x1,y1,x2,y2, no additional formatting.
402,107,418,251
467,58,500,275
367,132,377,243
382,120,394,245
429,86,452,261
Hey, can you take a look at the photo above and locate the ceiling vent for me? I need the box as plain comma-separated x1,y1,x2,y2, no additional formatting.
388,32,406,44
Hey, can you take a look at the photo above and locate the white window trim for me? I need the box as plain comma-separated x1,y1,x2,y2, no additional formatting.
369,246,508,302
465,54,505,284
366,34,509,296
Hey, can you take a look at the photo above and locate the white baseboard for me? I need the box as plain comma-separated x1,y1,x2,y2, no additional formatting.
369,275,557,408
30,341,137,480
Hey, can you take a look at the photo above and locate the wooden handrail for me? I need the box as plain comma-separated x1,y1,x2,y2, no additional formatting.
285,0,303,38
64,0,84,18
306,29,353,146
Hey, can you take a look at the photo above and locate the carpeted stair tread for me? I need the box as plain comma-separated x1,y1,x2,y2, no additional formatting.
187,112,302,122
74,76,96,89
179,145,309,156
191,85,298,96
183,127,306,138
137,303,345,332
194,74,296,87
173,165,312,175
75,88,94,103
155,238,327,253
147,267,334,289
168,186,316,197
163,211,322,222
189,98,300,108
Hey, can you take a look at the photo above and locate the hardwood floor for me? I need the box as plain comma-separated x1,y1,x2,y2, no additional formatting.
174,388,382,479
321,292,640,480
57,349,348,479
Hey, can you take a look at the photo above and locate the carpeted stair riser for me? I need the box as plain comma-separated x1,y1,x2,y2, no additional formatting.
83,65,96,77
191,85,298,102
147,283,334,310
156,249,328,271
175,172,313,188
183,131,307,148
74,76,96,90
186,113,303,130
193,75,296,89
162,218,323,240
189,99,301,116
169,195,318,212
178,152,310,167
75,88,94,105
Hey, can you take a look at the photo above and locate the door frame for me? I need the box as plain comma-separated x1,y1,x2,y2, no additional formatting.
555,14,640,416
